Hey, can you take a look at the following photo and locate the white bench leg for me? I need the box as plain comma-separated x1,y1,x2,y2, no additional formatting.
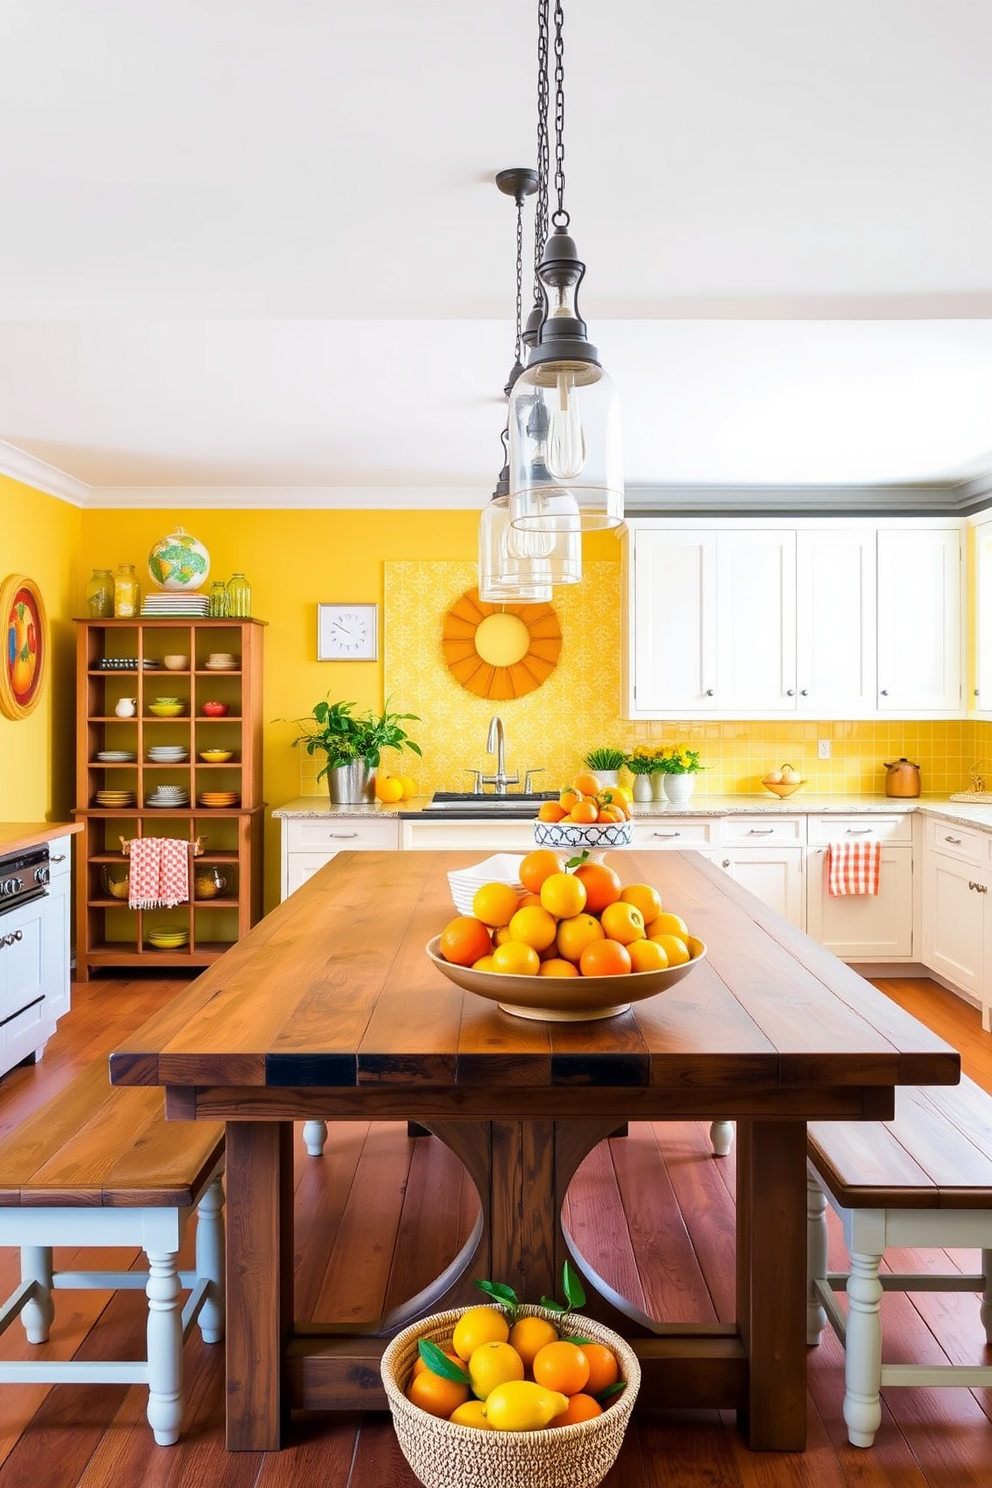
843,1250,884,1448
195,1176,225,1344
709,1120,734,1157
19,1246,54,1344
806,1176,827,1345
982,1248,992,1344
144,1250,183,1447
303,1119,328,1156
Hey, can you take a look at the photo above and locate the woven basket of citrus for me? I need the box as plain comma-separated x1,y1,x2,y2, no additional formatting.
380,1268,640,1488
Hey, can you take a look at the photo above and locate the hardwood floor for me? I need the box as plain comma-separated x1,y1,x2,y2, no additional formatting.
0,973,989,1486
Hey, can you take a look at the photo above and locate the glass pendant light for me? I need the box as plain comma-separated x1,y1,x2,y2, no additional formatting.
479,167,580,601
509,0,623,534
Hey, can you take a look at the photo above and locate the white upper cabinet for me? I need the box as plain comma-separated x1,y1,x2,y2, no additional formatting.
973,517,992,716
624,518,962,720
876,526,962,714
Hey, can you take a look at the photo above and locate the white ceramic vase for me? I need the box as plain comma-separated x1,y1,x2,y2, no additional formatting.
651,773,667,802
663,772,696,805
632,774,653,803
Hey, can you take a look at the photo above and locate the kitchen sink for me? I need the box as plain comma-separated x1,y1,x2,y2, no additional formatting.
402,790,559,820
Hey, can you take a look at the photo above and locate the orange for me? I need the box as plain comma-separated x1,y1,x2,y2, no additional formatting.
493,925,513,946
471,954,497,972
579,939,632,977
650,932,691,967
532,1340,590,1396
555,912,605,964
452,1306,510,1360
550,1392,603,1425
627,938,668,972
398,775,418,799
439,916,493,967
583,1342,620,1395
620,883,663,923
614,785,633,806
600,901,646,945
572,772,602,798
374,773,404,803
491,941,541,976
508,1314,559,1369
519,849,566,895
507,904,559,952
558,786,581,812
646,910,690,943
537,800,567,823
472,881,521,928
539,872,587,919
596,806,624,823
468,1340,526,1399
448,1399,494,1429
573,862,622,915
406,1367,470,1418
538,957,580,978
570,799,599,824
518,892,544,908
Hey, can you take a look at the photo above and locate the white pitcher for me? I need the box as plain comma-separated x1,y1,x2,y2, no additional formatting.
114,697,137,718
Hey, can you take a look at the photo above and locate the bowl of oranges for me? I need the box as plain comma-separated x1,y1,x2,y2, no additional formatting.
426,846,706,1021
381,1294,640,1488
533,771,634,852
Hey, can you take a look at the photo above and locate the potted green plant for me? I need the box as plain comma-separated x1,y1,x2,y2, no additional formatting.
290,697,421,804
582,746,626,786
652,745,704,805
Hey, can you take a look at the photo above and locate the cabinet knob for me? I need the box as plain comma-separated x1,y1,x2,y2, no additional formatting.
800,688,808,697
50,854,66,863
880,689,889,696
704,689,714,697
722,859,731,869
786,689,795,697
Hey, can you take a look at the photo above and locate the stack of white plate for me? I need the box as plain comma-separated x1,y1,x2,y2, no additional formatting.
141,593,209,616
147,785,190,807
446,853,526,916
96,750,137,763
147,745,189,763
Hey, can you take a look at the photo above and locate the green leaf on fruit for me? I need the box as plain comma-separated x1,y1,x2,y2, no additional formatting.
562,1259,586,1309
597,1380,627,1401
539,1295,565,1312
474,1278,519,1317
417,1337,470,1384
565,850,590,870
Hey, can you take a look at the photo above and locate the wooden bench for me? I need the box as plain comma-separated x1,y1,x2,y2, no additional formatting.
806,1075,992,1447
0,1060,225,1446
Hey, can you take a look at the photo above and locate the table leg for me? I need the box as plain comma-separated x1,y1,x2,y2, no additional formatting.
225,1120,294,1450
736,1118,808,1450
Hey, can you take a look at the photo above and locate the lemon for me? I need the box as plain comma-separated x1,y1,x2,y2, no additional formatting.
448,1399,494,1429
482,1380,570,1431
451,1305,509,1361
468,1340,525,1399
650,932,691,966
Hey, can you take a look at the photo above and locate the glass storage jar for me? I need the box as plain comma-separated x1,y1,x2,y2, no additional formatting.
208,581,229,618
101,864,130,900
85,568,114,618
226,573,251,617
193,866,229,899
113,564,141,618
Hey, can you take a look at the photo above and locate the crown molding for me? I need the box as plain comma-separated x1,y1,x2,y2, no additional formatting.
83,485,492,510
623,481,992,517
0,441,90,506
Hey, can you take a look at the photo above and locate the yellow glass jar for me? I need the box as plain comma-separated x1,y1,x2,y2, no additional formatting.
113,563,140,618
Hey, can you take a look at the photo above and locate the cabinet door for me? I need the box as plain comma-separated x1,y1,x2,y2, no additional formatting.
796,529,876,717
974,518,992,716
0,897,52,1075
806,845,913,959
715,530,796,713
718,847,805,928
44,871,71,1021
627,528,717,716
921,848,986,996
876,527,962,714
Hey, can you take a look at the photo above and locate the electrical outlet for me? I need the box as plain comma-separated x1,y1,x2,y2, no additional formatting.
817,739,831,760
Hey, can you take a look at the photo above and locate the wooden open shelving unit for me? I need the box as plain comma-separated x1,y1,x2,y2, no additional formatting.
73,617,266,981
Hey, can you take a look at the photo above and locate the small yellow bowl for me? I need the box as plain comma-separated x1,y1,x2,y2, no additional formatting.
762,778,803,798
199,749,233,763
148,702,184,717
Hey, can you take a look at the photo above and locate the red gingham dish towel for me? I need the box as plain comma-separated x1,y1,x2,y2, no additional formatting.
826,839,881,897
128,837,190,909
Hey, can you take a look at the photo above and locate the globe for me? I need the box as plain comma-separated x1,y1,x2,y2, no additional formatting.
148,527,211,591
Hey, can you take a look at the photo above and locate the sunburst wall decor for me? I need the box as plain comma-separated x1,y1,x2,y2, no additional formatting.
441,587,561,700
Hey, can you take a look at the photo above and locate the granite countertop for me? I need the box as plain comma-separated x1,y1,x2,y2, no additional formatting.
271,793,992,831
0,821,83,856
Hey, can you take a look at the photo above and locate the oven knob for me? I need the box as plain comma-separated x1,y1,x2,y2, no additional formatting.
34,867,50,885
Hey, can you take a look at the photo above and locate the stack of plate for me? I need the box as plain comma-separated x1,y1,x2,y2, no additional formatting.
96,750,137,763
147,745,189,763
97,657,162,670
197,791,240,808
446,853,526,916
141,593,209,616
147,785,191,808
95,789,137,808
205,652,238,671
146,925,190,949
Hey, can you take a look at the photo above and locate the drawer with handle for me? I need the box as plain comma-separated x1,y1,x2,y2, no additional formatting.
807,814,912,847
721,815,806,847
286,818,400,853
631,818,717,850
924,816,988,866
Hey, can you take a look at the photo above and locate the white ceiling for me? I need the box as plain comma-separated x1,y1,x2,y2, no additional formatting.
2,0,992,504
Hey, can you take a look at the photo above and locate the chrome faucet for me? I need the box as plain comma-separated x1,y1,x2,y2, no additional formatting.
482,715,518,794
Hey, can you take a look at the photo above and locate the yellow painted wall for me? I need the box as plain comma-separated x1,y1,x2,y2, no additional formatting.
0,476,81,822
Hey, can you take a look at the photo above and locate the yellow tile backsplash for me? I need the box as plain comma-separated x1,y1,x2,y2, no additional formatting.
352,559,992,799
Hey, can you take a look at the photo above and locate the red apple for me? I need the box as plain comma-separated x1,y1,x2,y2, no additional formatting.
201,701,229,717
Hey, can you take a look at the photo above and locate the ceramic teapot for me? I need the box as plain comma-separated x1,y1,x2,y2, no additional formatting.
884,758,921,798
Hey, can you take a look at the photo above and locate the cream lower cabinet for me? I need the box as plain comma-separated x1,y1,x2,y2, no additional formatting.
399,820,537,853
281,817,400,899
921,817,992,1031
716,816,806,928
0,834,72,1078
805,814,914,961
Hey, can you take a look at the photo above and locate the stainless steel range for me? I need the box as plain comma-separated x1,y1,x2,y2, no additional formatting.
0,845,50,925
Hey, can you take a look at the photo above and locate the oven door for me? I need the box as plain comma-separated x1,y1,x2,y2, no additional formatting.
0,894,49,1070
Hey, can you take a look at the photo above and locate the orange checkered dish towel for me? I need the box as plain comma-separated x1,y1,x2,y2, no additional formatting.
128,837,190,909
826,839,881,897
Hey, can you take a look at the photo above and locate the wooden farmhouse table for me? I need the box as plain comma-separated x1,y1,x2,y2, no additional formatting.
109,849,959,1453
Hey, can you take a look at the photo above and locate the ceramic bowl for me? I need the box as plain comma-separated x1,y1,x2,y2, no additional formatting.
162,655,189,670
148,702,184,717
199,748,233,763
762,778,803,798
533,818,633,851
425,934,706,1022
201,701,229,717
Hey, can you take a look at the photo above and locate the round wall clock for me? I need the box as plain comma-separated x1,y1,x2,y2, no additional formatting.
0,574,48,719
441,588,561,700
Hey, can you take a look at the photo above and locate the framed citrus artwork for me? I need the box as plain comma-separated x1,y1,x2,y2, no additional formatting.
0,574,48,720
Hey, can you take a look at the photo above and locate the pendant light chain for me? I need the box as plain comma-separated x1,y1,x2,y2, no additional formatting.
551,0,568,228
534,0,550,299
514,193,524,368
